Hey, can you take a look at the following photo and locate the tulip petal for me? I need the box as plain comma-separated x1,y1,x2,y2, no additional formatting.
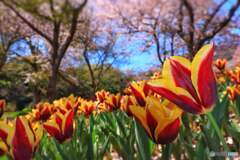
163,57,191,80
43,121,62,142
147,79,203,114
130,82,146,106
146,98,182,143
155,118,181,144
145,99,159,136
0,140,7,156
191,44,218,110
128,105,152,138
0,122,9,141
33,124,43,148
0,130,7,141
62,110,74,140
120,96,135,116
161,100,183,117
164,57,200,102
12,117,34,160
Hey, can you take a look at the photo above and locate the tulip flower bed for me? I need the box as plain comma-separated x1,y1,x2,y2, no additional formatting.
0,44,240,160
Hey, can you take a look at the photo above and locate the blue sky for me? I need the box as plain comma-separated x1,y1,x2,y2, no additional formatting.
10,33,160,73
112,34,160,72
115,0,240,72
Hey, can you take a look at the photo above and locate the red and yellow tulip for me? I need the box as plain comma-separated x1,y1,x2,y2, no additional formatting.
96,90,110,103
215,58,227,71
129,81,149,107
226,85,240,101
105,94,122,111
227,67,240,85
0,120,9,156
147,44,218,114
0,140,8,156
120,95,136,116
32,102,55,121
0,100,6,118
129,97,182,144
0,121,9,142
5,117,43,160
43,109,74,143
54,96,79,114
78,100,96,117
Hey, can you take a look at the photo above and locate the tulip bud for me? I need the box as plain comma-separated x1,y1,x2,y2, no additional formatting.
129,97,182,144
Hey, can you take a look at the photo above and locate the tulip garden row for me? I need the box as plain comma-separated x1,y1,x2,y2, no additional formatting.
0,44,240,160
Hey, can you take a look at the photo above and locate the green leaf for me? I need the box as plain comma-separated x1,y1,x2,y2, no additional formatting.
182,112,190,129
134,120,152,160
201,123,221,153
179,125,194,158
235,95,240,116
0,155,9,160
212,94,229,127
114,111,127,136
161,144,172,160
98,137,110,158
225,122,240,150
87,115,94,160
194,136,208,160
53,139,69,160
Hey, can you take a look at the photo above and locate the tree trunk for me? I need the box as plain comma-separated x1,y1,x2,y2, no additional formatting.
83,50,96,94
47,66,58,101
0,51,7,71
187,44,195,60
153,33,164,65
33,87,41,104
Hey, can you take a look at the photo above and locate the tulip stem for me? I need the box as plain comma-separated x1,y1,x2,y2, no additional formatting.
206,112,229,151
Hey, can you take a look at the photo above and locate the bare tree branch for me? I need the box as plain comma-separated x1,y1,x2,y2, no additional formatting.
201,0,228,33
198,0,240,48
0,0,53,44
58,0,88,67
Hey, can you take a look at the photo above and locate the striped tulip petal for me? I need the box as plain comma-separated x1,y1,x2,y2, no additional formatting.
120,95,136,116
78,101,96,117
43,121,63,142
106,94,122,111
0,121,9,141
146,98,182,144
155,118,181,144
8,117,35,160
162,57,191,85
62,110,74,141
32,123,43,149
43,109,75,143
191,44,218,111
129,96,182,144
147,79,203,114
167,57,200,102
130,82,146,106
0,140,7,156
128,105,152,138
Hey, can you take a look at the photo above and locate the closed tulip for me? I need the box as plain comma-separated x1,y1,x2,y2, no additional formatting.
129,97,182,144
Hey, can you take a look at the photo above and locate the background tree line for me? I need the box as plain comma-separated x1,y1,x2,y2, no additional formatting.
0,0,239,110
